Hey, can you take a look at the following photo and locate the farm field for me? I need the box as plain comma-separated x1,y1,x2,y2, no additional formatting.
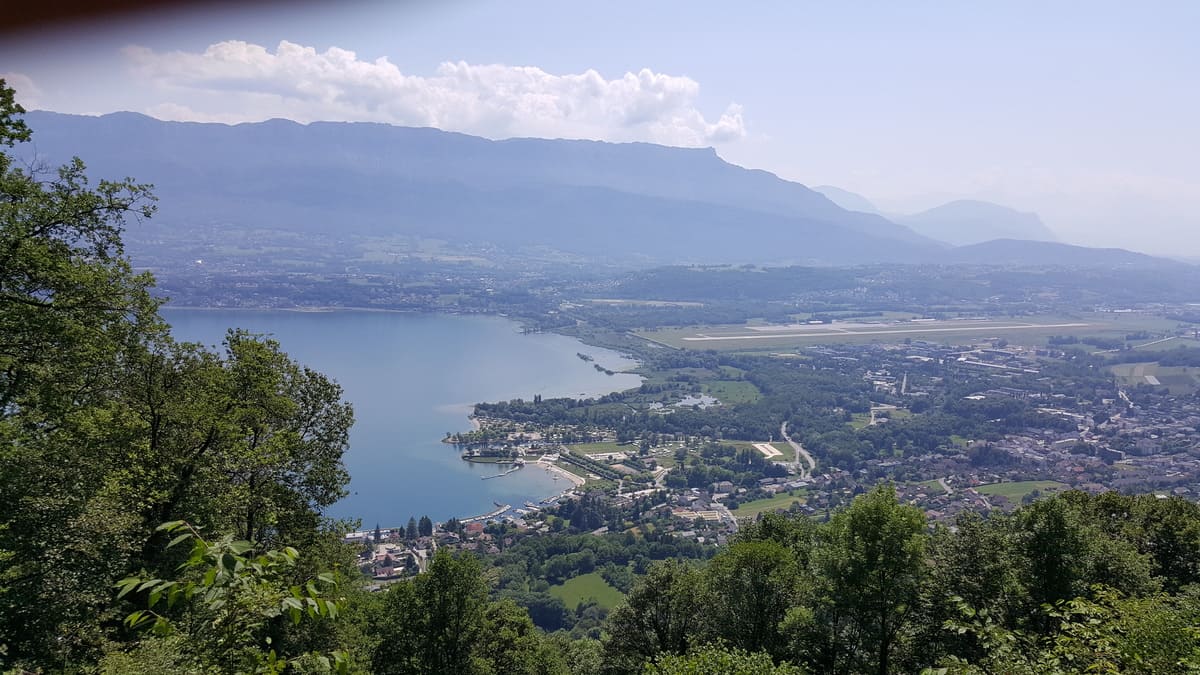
975,480,1069,501
1128,336,1200,352
567,442,635,455
548,572,625,610
726,441,795,463
1110,363,1200,395
732,490,807,519
701,379,762,404
637,313,1176,352
917,479,947,495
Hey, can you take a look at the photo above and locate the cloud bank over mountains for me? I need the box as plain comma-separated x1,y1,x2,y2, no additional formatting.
120,40,746,146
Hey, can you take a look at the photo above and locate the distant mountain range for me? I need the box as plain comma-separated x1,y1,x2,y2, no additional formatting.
812,186,1058,247
21,111,1168,268
944,239,1165,266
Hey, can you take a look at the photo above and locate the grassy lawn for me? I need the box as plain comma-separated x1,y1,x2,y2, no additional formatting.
702,380,762,405
549,572,625,610
918,479,946,495
769,442,795,462
731,491,807,519
726,441,794,463
647,449,684,469
553,461,598,483
569,441,635,455
1110,363,1200,395
1130,336,1200,352
850,413,871,430
975,480,1069,501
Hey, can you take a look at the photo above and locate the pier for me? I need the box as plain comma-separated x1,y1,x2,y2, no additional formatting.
461,503,511,523
480,461,524,480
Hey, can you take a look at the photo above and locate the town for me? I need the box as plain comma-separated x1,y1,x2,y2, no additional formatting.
349,318,1200,587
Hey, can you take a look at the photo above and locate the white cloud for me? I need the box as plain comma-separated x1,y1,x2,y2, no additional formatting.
122,40,746,146
1,72,42,109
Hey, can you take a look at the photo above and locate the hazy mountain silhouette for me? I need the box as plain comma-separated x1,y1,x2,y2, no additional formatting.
945,239,1165,266
812,185,881,214
21,112,1166,267
815,186,1058,247
895,200,1058,246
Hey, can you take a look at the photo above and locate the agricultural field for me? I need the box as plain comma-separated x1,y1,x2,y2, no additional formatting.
637,313,1178,352
701,379,762,405
850,408,912,430
1110,363,1200,395
917,479,947,495
548,572,625,610
1127,335,1200,352
726,441,794,463
975,480,1069,501
731,490,807,519
567,441,636,455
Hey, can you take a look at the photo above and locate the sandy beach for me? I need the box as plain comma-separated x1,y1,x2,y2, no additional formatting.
538,460,586,487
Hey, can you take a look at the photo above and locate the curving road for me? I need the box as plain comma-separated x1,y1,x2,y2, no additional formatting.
780,421,816,479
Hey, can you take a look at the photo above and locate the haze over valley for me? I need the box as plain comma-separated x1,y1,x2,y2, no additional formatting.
19,110,1176,270
5,3,1200,674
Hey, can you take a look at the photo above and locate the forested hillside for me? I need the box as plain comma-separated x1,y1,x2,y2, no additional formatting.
3,80,1200,674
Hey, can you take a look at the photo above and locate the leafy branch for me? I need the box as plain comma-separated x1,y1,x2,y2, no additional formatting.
116,520,348,674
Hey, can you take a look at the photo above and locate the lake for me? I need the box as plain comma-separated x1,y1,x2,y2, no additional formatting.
162,310,641,527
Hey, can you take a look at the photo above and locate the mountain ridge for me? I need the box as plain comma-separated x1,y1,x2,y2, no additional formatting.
814,185,1059,247
896,199,1058,246
20,111,1171,268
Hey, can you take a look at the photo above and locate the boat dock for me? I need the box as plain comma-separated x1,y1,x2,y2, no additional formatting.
481,461,524,480
461,503,511,523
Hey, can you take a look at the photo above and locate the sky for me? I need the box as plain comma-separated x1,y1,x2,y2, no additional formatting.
2,0,1198,256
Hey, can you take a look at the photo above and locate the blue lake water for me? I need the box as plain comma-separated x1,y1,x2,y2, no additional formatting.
162,310,641,527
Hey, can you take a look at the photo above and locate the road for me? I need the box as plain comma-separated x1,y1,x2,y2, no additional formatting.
780,421,816,479
938,477,953,495
713,501,740,533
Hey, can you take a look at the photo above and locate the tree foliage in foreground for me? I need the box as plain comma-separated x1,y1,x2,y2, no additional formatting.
3,77,1200,674
371,549,569,675
0,78,355,672
108,520,348,674
601,486,1200,675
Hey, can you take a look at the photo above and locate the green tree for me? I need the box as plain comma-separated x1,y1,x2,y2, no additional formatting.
474,599,568,675
0,77,162,667
1016,496,1144,611
905,511,1028,669
807,485,926,675
602,560,707,673
706,540,799,659
1128,494,1200,592
109,521,348,674
931,587,1200,675
373,550,488,674
0,80,356,670
645,644,804,675
0,80,158,414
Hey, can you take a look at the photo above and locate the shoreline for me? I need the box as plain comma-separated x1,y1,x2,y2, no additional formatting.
537,460,587,488
161,304,446,315
166,303,637,517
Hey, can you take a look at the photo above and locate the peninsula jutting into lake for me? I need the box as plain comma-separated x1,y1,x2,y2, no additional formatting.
164,309,641,525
